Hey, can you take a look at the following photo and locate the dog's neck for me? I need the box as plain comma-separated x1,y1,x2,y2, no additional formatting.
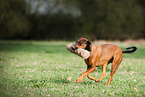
90,45,102,54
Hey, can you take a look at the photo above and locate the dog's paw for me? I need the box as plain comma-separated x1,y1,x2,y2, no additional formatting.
95,79,101,82
76,78,82,83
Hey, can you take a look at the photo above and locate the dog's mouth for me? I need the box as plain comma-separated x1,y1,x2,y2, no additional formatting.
71,46,76,50
70,43,79,50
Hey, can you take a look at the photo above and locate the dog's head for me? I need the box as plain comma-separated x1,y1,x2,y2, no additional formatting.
74,38,92,51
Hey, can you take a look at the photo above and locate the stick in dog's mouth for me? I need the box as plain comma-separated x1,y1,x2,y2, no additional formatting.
66,43,90,59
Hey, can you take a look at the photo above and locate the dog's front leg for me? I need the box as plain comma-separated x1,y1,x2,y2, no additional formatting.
87,73,96,80
76,66,95,83
96,62,107,82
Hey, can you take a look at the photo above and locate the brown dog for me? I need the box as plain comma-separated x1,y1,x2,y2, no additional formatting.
74,38,137,86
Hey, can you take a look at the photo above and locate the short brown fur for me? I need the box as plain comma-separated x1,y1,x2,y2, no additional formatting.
74,38,137,86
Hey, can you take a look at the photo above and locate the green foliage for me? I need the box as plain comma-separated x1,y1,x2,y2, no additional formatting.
76,0,144,40
0,41,145,96
0,0,31,39
0,0,145,40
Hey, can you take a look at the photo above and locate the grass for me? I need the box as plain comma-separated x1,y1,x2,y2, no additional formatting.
0,40,145,97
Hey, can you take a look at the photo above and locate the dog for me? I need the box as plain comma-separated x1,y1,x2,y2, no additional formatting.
73,38,137,86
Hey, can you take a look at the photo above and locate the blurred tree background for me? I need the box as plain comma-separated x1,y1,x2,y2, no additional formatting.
0,0,145,40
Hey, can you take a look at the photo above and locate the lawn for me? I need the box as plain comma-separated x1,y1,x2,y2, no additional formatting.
0,40,145,97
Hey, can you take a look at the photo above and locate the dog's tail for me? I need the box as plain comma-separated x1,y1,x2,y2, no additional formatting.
122,46,137,53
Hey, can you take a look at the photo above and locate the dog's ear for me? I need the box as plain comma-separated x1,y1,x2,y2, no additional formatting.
85,40,92,51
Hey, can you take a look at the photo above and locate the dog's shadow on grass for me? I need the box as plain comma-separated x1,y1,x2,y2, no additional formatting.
51,79,71,84
49,79,105,86
27,77,107,88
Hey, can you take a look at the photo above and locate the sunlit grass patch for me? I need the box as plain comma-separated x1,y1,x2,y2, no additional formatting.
0,41,145,96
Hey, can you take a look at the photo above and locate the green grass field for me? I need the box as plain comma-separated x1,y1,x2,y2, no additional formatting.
0,41,145,97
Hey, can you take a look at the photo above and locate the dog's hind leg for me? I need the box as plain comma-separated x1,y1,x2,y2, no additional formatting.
105,53,123,86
